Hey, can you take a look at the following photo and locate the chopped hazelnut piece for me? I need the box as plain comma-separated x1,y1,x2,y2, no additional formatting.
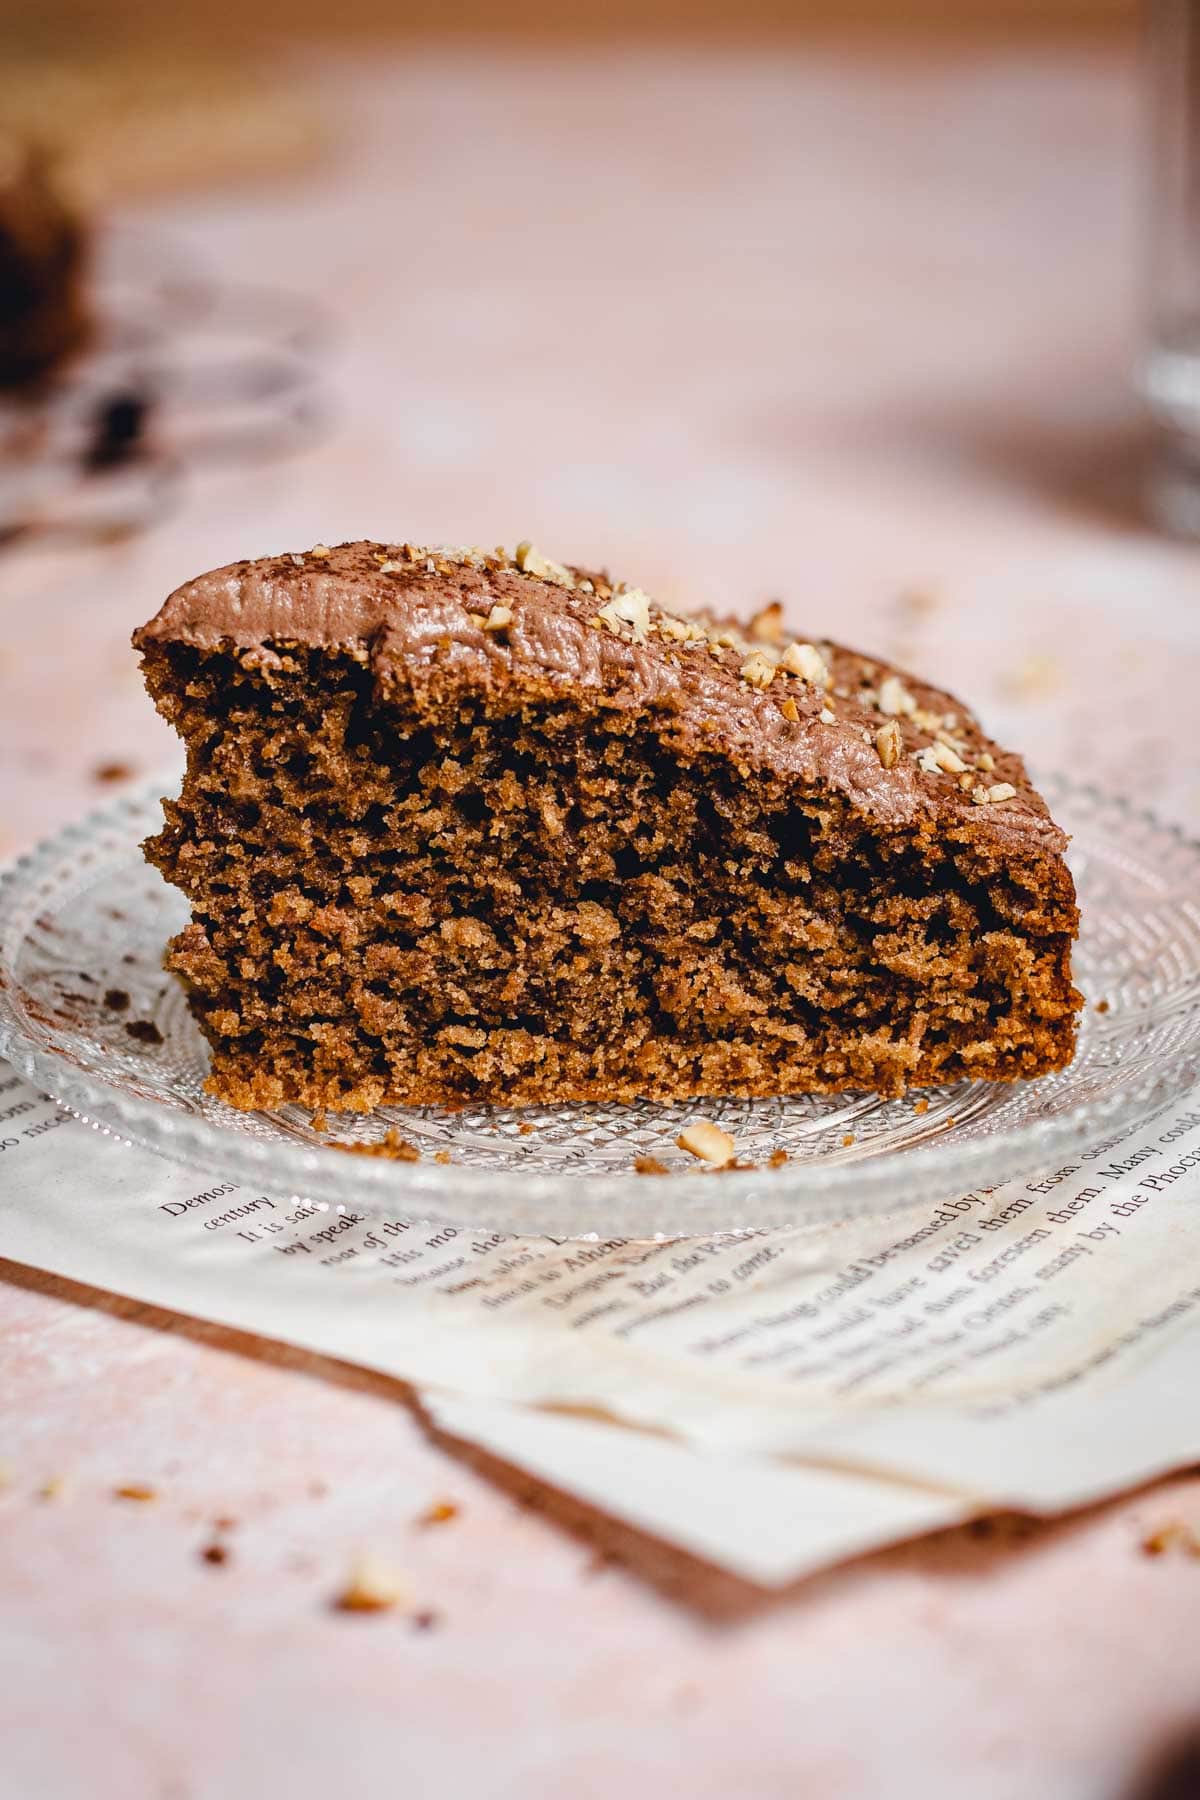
677,1119,736,1165
597,588,651,641
417,1500,459,1527
1141,1520,1200,1558
749,600,785,644
780,641,830,687
987,782,1018,804
378,561,403,575
309,543,331,559
875,719,903,769
977,751,995,773
514,540,574,586
819,707,836,724
740,651,776,689
916,741,968,776
334,1555,408,1613
878,674,917,717
779,696,800,723
483,604,514,631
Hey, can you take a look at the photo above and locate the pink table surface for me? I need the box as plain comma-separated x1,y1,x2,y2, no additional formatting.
3,40,1200,1800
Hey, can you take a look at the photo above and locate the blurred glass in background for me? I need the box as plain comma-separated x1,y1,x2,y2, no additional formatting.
1144,0,1200,532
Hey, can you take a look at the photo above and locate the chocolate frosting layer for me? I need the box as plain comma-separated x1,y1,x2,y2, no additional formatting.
134,540,1067,854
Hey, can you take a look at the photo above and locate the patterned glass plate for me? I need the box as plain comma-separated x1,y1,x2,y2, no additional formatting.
1,775,1198,1238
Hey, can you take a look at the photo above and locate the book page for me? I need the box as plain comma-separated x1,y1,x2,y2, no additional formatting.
3,1058,1200,1573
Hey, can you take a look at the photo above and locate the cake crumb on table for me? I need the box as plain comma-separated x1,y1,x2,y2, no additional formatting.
114,1482,157,1502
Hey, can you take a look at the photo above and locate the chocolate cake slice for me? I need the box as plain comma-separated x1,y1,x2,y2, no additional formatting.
133,541,1081,1113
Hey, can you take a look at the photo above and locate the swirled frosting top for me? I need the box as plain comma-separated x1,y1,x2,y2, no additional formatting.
134,539,1067,853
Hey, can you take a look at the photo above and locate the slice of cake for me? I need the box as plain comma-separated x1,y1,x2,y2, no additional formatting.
133,541,1081,1113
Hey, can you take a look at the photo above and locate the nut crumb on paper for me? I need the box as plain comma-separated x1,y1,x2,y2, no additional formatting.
334,1555,408,1614
1141,1520,1200,1558
417,1500,459,1528
114,1482,157,1502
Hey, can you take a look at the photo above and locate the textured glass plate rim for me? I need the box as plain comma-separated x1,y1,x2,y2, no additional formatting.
0,774,1197,1237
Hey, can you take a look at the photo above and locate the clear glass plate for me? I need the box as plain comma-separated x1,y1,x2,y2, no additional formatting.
1,775,1198,1238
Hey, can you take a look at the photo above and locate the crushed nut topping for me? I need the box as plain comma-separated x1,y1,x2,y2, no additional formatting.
309,543,331,559
916,741,969,776
606,588,653,639
656,611,708,644
910,705,944,734
740,650,776,689
483,604,513,631
749,600,785,644
977,751,995,772
877,674,917,717
378,560,402,574
875,719,903,768
514,540,574,586
819,707,836,724
676,1119,736,1165
971,781,1018,805
780,641,830,687
779,696,800,722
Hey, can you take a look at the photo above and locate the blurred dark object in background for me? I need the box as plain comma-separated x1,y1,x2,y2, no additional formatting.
0,135,90,390
1127,1730,1200,1800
